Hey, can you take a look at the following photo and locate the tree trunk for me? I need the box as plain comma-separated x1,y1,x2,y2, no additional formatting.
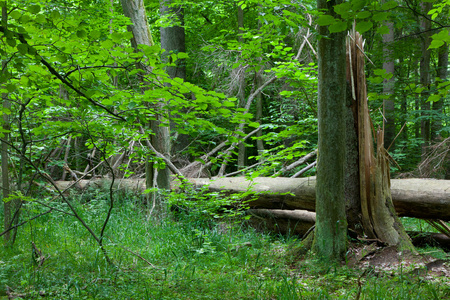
382,19,395,150
160,0,186,80
349,30,415,252
184,177,450,221
431,43,448,140
420,2,432,156
159,0,188,157
1,5,12,246
314,0,347,260
255,67,265,157
121,0,171,203
1,62,11,245
344,81,361,233
237,5,246,170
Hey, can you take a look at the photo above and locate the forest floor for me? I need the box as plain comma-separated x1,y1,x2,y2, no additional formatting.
0,189,449,299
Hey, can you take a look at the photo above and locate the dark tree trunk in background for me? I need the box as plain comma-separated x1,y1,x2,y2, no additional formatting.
237,5,246,169
344,82,362,234
2,5,12,246
255,67,265,157
2,61,11,245
159,0,188,156
382,19,395,150
314,0,347,260
160,0,186,80
420,2,432,156
432,43,448,140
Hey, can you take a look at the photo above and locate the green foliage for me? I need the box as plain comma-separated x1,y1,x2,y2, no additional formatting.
167,182,252,222
0,190,448,299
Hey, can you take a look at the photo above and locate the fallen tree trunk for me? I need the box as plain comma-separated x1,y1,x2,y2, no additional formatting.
188,177,450,221
53,176,450,220
246,209,315,236
246,209,450,250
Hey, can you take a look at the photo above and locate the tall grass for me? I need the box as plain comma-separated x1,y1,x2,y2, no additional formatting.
0,188,448,299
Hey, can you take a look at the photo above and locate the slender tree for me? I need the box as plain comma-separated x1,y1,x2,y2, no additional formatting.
431,43,448,140
159,0,188,156
121,0,171,205
382,18,395,149
420,2,432,156
314,0,348,260
1,3,12,245
237,4,246,169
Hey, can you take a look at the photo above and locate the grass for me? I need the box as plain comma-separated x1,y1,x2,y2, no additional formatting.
0,189,449,299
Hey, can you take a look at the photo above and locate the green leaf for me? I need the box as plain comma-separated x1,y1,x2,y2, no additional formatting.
381,1,398,10
356,21,373,33
76,30,87,38
429,29,450,49
427,94,441,103
27,4,41,14
218,108,231,115
351,0,366,11
20,14,31,23
429,39,445,49
50,10,60,20
6,83,16,92
248,122,260,128
111,32,122,43
10,10,21,20
372,12,389,22
334,2,352,18
91,30,101,39
373,69,387,76
17,43,28,55
329,21,347,33
377,25,390,35
177,52,189,59
6,38,16,47
101,40,114,49
317,15,335,26
415,86,425,93
356,11,371,19
35,14,46,24
20,76,29,86
223,100,235,107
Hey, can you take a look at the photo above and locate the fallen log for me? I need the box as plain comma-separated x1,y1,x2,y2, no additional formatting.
246,209,315,236
52,176,450,220
188,177,450,221
246,209,450,250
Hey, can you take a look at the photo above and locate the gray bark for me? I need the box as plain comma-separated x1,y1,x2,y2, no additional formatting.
160,0,186,80
314,0,347,260
54,177,450,221
185,177,450,221
121,0,171,196
255,67,264,157
237,5,246,170
159,0,188,156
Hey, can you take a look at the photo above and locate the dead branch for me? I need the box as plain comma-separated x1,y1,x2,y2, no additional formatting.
274,149,317,176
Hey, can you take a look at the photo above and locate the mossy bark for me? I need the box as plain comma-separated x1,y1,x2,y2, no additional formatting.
313,0,348,260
